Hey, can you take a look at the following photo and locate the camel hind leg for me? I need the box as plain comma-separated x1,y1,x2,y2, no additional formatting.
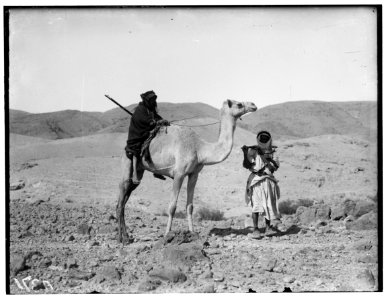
116,155,144,244
165,173,185,236
186,172,199,232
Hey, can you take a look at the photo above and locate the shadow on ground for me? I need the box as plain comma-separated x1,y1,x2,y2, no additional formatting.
208,224,301,237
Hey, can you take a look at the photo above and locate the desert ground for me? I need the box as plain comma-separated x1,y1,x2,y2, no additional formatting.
8,122,379,293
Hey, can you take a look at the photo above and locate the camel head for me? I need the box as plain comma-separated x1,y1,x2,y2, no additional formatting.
222,99,257,119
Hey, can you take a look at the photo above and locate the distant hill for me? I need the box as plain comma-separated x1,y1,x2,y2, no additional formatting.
239,101,377,141
9,110,111,139
9,100,377,141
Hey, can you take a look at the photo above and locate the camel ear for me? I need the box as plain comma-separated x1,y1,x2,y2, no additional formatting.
227,99,233,108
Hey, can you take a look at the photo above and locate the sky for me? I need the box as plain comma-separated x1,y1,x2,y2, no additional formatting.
8,6,378,113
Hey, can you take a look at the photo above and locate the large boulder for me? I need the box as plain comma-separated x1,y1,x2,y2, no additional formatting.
331,199,377,220
345,211,377,231
353,200,377,218
295,204,331,225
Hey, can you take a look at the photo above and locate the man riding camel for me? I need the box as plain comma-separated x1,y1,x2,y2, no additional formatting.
125,90,169,183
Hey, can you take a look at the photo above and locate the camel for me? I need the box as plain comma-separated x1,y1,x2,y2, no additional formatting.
116,99,257,244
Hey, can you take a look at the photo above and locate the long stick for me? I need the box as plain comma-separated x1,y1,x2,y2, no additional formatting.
105,94,133,116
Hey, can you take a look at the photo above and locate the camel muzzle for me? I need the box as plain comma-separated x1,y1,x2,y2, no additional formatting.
245,102,258,113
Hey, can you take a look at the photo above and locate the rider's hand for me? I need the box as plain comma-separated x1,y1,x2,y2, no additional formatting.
157,119,170,126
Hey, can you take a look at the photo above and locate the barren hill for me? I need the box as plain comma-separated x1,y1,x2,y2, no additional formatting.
9,100,377,141
239,101,377,141
9,110,110,139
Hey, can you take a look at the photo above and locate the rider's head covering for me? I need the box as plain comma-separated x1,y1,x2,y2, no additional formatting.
141,90,157,110
256,130,272,151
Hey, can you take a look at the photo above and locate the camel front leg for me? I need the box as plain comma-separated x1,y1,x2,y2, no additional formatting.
186,172,199,232
165,174,185,236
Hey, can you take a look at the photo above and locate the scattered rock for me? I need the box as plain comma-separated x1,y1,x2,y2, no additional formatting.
89,259,100,268
283,276,296,283
67,280,82,288
336,283,355,291
66,258,78,269
77,223,92,235
30,279,45,291
66,235,75,242
137,277,162,292
96,265,121,283
353,201,377,218
345,212,377,231
39,258,52,268
355,269,376,291
200,283,215,293
10,180,25,191
156,230,200,248
149,267,187,283
357,254,377,264
10,254,26,275
295,206,316,225
89,240,100,247
343,215,355,225
241,252,255,262
117,249,129,257
206,248,221,255
48,265,64,271
201,270,213,279
354,241,374,251
263,259,277,272
314,220,328,228
316,205,331,220
163,243,207,267
18,162,38,171
213,273,224,282
68,269,95,281
354,167,365,173
331,199,357,220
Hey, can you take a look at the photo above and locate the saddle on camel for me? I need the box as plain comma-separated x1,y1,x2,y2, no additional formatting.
125,90,170,183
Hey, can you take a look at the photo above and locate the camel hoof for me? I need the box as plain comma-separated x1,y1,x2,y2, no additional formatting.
117,233,134,245
122,234,135,245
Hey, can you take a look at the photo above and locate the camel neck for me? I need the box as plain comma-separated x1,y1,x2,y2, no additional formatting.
200,111,236,165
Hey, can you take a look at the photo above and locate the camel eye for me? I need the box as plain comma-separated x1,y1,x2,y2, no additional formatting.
237,103,243,108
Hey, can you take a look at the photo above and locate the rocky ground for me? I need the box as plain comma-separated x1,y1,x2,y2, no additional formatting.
8,132,379,294
9,197,378,294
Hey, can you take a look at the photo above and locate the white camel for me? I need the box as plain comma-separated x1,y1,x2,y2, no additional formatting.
116,99,257,244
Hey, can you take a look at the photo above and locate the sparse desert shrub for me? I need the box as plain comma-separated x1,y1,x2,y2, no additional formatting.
297,198,314,208
279,199,314,215
196,207,225,221
278,200,297,215
295,142,311,147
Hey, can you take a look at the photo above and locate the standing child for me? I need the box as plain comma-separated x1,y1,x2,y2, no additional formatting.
243,131,281,238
